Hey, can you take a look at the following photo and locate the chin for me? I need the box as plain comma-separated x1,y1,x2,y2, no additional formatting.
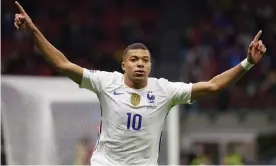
133,77,147,84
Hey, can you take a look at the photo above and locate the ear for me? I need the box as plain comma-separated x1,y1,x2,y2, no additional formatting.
121,61,125,72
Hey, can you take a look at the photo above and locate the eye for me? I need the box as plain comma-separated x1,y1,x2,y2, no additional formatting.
130,58,137,62
144,59,149,63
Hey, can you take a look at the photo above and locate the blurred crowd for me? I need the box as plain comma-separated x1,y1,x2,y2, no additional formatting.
2,0,161,75
180,133,276,165
180,142,256,165
2,0,276,110
179,0,276,110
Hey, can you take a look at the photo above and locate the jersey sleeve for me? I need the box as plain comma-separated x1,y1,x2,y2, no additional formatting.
79,68,111,94
167,81,194,105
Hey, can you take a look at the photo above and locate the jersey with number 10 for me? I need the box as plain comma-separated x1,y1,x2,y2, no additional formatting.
80,68,193,165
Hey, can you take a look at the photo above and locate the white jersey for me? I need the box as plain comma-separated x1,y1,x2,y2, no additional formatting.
80,68,193,165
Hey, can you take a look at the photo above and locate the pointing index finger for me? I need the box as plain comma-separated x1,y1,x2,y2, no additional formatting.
253,30,262,42
15,1,26,14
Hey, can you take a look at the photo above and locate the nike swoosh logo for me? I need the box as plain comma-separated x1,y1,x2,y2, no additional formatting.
113,91,124,95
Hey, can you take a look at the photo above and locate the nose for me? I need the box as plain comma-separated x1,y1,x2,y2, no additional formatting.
137,60,144,68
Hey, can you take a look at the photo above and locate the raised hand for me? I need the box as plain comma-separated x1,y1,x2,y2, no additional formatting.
247,30,267,64
14,1,35,31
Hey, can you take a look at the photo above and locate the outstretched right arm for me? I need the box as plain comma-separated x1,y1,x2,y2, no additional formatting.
14,1,83,84
31,28,83,84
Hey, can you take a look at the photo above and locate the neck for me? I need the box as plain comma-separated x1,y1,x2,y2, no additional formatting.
124,75,147,89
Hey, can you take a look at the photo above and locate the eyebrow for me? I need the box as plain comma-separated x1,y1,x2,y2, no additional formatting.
130,55,150,59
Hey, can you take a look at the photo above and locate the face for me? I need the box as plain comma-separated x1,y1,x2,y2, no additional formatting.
121,49,151,84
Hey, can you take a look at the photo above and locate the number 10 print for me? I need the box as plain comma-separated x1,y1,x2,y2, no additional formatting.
127,113,142,130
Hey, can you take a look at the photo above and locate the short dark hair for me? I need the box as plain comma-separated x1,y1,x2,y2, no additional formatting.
122,43,149,60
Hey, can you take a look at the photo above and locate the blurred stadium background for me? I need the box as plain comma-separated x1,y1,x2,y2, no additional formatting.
2,0,276,165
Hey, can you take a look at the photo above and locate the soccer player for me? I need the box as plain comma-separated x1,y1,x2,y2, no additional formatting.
14,1,267,165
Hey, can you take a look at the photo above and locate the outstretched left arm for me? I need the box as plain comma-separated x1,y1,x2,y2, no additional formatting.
191,30,267,101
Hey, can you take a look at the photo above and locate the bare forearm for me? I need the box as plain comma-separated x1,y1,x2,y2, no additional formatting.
209,64,247,90
14,1,84,84
191,31,265,101
32,27,69,69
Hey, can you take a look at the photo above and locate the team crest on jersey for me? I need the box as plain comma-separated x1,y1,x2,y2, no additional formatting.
147,91,155,103
147,91,157,109
130,93,140,106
